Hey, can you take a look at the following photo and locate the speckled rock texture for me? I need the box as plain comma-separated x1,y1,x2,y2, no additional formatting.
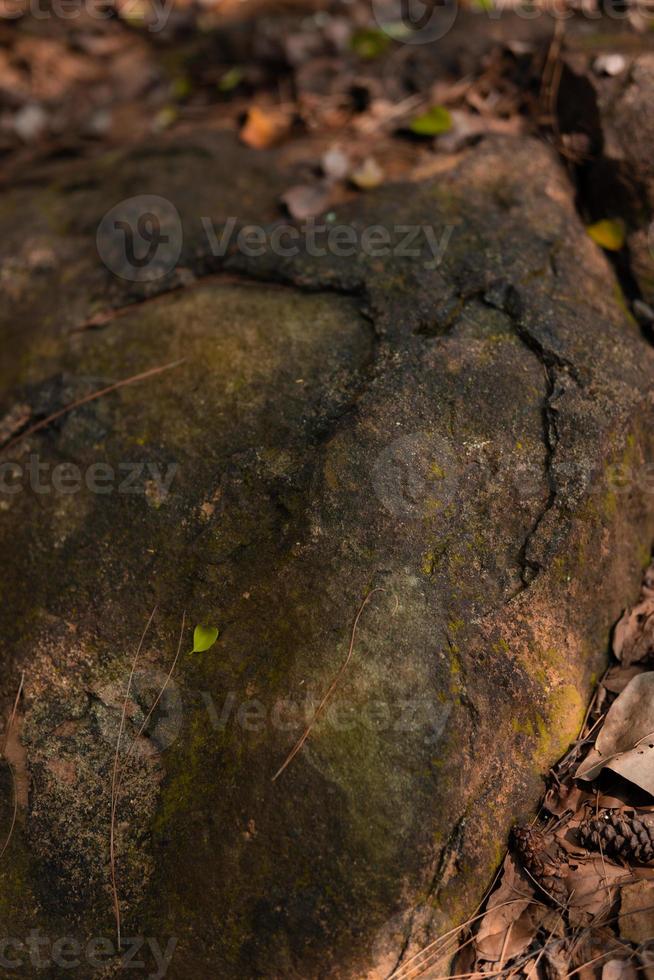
0,130,653,978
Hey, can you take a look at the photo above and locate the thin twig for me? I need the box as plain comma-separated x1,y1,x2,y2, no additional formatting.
1,359,186,457
0,672,25,861
110,606,157,950
272,588,385,783
114,612,186,801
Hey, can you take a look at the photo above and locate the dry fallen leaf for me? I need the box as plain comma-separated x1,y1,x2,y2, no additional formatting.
577,673,654,794
474,855,545,962
602,959,638,980
618,878,654,944
613,598,654,666
565,855,631,918
350,156,384,190
240,106,290,150
603,664,645,693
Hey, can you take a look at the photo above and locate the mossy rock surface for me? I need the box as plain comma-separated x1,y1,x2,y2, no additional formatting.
0,131,653,978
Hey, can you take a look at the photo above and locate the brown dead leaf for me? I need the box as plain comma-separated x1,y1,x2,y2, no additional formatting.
577,673,654,794
543,943,570,980
613,598,654,667
240,106,290,150
618,878,654,944
544,782,588,819
603,665,645,694
565,856,631,918
474,855,544,962
602,959,638,980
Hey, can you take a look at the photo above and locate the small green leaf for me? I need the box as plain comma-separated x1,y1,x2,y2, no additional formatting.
409,106,453,137
586,218,625,252
192,624,219,653
218,66,244,93
473,0,494,10
350,28,391,60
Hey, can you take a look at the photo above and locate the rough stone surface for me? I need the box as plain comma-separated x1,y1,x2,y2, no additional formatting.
0,130,654,978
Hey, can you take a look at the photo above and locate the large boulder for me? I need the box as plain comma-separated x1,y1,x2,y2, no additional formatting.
0,130,653,978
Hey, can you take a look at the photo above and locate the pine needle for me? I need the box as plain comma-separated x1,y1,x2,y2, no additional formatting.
0,671,25,861
271,588,385,783
1,358,185,456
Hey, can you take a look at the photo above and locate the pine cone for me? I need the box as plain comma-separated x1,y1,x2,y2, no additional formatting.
511,825,568,906
579,810,654,865
511,825,548,877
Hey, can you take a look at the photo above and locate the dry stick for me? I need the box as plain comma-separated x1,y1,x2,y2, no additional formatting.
110,606,158,950
0,672,25,861
271,588,385,783
0,359,186,457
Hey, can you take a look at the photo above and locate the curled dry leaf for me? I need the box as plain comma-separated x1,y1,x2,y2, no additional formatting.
577,672,654,794
613,597,654,666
